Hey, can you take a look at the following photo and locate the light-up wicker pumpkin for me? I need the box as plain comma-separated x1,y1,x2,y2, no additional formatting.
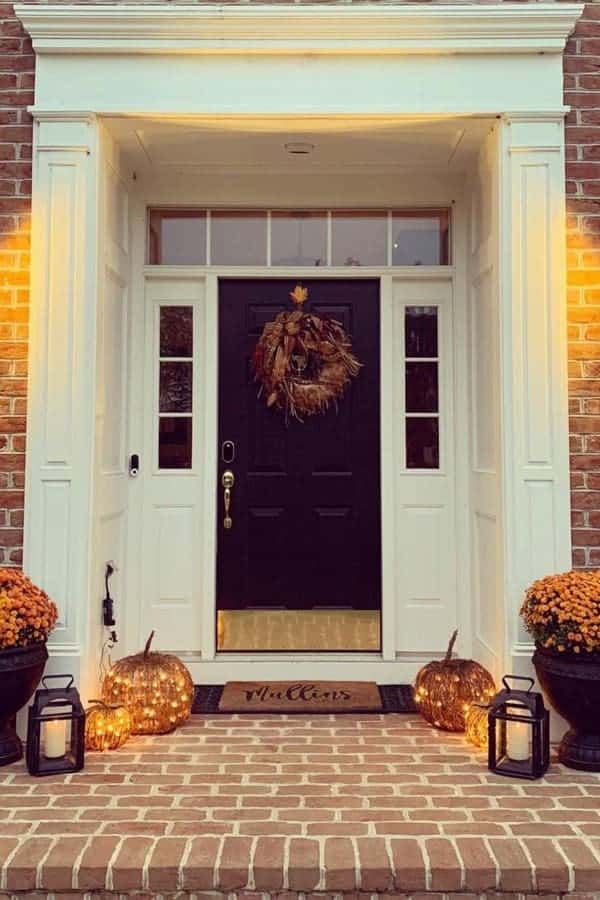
414,631,496,731
465,703,489,749
85,700,131,751
101,631,194,734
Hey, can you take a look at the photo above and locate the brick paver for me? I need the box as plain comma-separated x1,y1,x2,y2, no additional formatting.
0,714,599,897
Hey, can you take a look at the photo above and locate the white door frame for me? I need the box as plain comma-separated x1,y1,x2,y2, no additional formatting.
127,257,461,684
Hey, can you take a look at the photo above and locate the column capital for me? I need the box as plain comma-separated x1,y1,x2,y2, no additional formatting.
499,113,566,153
32,111,97,152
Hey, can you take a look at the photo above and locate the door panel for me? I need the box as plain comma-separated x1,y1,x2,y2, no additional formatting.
217,279,381,614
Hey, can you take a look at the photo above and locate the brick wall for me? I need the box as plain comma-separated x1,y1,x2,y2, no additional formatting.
565,3,600,569
0,3,33,567
0,3,598,571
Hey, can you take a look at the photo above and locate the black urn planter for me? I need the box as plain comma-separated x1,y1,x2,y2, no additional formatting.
533,644,600,772
0,643,48,766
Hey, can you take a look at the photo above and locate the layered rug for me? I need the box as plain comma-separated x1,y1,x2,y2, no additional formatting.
192,682,417,714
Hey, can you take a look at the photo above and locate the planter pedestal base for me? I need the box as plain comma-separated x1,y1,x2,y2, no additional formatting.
559,730,600,772
0,643,48,767
0,724,22,767
533,645,600,773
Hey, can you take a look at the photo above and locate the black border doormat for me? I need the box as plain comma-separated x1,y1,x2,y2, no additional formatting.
192,683,417,715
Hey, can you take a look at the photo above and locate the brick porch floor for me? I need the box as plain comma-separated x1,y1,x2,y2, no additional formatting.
1,714,600,898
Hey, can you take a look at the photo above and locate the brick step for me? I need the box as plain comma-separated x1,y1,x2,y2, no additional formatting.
0,832,599,896
0,893,598,900
1,717,599,898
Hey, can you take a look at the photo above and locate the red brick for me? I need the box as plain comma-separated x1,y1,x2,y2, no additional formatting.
523,838,570,893
288,838,320,891
110,837,153,892
560,838,600,891
425,837,462,891
323,837,355,891
77,835,120,891
489,838,534,892
181,836,220,891
217,836,252,891
390,838,427,891
357,837,393,892
456,837,497,892
5,836,53,891
147,837,187,892
0,837,19,884
252,836,285,891
39,836,88,890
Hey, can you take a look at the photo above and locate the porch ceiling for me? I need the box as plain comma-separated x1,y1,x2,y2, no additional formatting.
103,114,494,175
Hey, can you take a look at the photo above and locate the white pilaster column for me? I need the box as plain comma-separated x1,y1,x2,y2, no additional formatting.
498,114,572,670
24,114,100,691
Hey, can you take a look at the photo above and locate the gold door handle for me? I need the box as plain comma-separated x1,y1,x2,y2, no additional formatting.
222,470,235,529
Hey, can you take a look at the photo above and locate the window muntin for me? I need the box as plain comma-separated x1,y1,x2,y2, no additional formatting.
148,208,451,267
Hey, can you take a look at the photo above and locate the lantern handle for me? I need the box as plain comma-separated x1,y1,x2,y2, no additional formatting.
41,674,74,690
502,675,534,692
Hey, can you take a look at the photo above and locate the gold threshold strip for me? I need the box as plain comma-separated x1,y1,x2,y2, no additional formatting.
217,609,381,652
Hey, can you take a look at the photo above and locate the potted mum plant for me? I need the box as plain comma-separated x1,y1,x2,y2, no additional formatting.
521,569,600,772
0,569,58,766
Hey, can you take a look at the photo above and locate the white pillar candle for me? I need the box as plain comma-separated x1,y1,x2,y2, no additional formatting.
506,704,530,762
43,719,66,759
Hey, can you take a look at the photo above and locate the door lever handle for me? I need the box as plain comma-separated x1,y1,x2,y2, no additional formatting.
222,470,235,530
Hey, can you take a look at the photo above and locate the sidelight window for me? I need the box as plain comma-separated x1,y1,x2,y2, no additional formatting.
404,306,440,469
147,208,450,267
158,305,194,469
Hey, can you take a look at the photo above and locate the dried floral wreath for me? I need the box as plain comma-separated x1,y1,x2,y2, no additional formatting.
252,285,362,422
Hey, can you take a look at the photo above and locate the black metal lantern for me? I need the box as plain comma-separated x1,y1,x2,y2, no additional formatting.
26,675,85,776
488,675,550,780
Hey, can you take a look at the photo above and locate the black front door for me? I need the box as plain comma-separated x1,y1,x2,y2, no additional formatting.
217,278,381,614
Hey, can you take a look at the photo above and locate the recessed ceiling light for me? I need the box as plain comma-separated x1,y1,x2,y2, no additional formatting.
284,142,315,155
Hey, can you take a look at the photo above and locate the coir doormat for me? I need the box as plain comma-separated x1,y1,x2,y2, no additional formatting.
192,682,417,714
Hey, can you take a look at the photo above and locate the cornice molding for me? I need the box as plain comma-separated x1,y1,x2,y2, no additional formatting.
15,3,584,56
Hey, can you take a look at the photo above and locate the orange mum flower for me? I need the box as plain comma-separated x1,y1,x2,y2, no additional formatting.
521,570,600,655
0,569,58,650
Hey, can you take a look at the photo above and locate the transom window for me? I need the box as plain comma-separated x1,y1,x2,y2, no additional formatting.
148,208,450,267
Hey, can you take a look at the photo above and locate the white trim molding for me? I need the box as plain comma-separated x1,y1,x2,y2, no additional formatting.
498,114,572,673
24,114,101,697
15,3,583,56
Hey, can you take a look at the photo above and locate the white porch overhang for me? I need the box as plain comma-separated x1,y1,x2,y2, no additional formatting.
15,2,583,699
16,2,583,55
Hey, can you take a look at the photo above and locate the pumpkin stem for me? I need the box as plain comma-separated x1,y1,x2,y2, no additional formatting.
143,630,155,659
444,629,459,663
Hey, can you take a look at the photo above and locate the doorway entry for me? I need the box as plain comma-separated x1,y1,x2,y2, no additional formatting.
216,279,381,651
